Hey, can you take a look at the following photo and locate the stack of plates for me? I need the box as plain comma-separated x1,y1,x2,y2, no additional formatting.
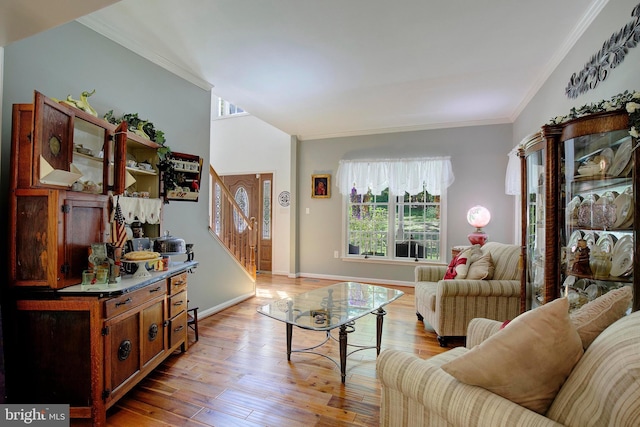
610,235,633,277
596,233,617,254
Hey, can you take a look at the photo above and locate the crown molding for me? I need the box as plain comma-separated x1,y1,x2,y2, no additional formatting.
511,0,610,121
77,16,213,91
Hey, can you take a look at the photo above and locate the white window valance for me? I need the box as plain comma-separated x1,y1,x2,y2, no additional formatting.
336,157,454,196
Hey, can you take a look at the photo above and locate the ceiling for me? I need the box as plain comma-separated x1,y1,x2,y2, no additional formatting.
3,0,608,140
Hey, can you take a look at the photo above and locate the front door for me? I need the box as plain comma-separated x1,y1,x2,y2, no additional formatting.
220,173,273,272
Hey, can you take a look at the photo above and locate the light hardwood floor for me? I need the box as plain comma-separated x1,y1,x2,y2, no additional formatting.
106,273,463,426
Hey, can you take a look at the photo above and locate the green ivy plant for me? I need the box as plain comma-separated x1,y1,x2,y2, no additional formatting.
104,110,167,148
549,90,640,137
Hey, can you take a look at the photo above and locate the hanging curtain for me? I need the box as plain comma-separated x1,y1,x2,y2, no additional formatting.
336,157,454,195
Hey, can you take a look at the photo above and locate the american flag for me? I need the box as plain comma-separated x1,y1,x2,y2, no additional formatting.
111,197,128,248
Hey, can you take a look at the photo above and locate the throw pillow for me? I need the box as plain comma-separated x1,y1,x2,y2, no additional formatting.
443,253,464,279
570,285,632,349
441,298,583,414
444,245,483,280
466,252,494,280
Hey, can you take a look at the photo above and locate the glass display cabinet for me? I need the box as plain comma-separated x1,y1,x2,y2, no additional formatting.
519,132,546,311
523,110,637,312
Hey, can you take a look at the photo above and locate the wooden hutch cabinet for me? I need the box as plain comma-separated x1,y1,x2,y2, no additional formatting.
520,110,638,313
5,91,196,426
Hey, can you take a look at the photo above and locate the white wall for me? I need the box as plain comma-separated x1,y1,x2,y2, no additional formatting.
210,113,292,275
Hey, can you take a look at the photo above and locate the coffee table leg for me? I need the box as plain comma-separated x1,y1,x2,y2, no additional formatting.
286,323,292,361
376,307,386,356
339,324,347,383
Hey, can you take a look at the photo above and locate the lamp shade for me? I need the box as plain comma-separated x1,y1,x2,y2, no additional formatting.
467,206,491,229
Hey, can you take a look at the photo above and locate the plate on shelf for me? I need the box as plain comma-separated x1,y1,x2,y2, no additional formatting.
567,196,582,224
599,148,614,174
567,230,583,251
610,235,633,277
582,231,598,248
596,233,617,254
610,250,633,277
613,193,633,228
608,137,632,177
612,235,633,259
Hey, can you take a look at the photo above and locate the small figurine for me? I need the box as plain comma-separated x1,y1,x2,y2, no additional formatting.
571,239,592,276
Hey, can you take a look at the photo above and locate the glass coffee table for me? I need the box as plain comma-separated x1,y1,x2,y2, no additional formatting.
257,281,404,383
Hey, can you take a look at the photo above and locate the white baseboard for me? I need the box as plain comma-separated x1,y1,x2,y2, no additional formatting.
197,291,255,319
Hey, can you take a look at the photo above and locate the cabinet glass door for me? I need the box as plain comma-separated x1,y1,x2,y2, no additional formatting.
561,128,634,311
521,132,547,311
524,148,546,310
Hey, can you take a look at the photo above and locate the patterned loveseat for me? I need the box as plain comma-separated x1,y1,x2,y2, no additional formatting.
415,242,522,346
377,308,640,426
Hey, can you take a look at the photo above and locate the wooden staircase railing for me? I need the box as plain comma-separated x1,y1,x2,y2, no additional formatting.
209,165,257,279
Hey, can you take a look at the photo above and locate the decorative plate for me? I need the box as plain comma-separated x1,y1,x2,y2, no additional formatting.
612,235,633,259
278,191,291,207
608,137,632,177
567,195,582,224
599,147,614,174
596,233,617,254
610,250,633,277
613,193,633,228
567,230,583,251
582,231,598,248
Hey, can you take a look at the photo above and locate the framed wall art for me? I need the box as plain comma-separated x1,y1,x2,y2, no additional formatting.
312,174,330,198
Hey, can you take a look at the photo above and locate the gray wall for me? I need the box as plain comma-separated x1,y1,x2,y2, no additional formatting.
514,0,640,143
1,22,254,314
297,123,515,283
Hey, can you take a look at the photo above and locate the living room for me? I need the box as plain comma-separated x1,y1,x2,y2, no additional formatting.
1,0,640,425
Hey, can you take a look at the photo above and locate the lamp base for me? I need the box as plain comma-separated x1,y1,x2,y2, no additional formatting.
468,231,488,246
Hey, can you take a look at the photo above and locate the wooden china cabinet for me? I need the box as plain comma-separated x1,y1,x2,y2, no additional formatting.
5,91,195,426
520,110,638,313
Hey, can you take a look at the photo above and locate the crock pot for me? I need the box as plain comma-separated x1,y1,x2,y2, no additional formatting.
153,231,186,254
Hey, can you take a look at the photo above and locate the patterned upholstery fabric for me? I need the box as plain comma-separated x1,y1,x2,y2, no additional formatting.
377,311,640,426
415,242,522,340
546,310,640,426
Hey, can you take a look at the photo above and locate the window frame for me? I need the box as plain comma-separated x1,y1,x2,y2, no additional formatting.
341,186,448,263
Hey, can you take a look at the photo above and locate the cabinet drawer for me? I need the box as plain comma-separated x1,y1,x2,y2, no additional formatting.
104,280,165,318
168,272,187,295
169,310,188,349
168,290,187,319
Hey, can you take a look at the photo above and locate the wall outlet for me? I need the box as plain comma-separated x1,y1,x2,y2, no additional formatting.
334,250,339,258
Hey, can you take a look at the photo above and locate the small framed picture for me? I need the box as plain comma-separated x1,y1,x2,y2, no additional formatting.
312,174,330,198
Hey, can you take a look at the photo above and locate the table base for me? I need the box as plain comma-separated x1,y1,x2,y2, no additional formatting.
286,307,387,383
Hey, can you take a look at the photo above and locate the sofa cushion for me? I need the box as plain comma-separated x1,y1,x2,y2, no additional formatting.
466,252,494,280
570,285,632,349
547,310,640,426
441,297,583,414
444,245,483,279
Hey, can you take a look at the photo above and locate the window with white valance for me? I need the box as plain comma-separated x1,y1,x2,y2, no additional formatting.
336,157,455,195
336,157,454,263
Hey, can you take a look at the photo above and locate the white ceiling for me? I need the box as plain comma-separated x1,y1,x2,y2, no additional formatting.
3,0,608,140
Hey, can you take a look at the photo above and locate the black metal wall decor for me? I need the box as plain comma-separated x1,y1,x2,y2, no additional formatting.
565,2,640,99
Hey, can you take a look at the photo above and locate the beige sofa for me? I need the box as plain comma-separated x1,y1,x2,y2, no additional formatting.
415,241,522,346
377,310,640,426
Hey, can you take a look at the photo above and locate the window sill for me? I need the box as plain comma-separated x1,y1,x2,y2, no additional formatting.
341,256,446,267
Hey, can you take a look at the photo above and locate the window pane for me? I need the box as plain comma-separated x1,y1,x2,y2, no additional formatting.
395,189,441,261
347,188,389,257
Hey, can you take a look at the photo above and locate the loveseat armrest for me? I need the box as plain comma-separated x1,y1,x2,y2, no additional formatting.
437,279,520,298
466,318,504,348
415,265,448,282
377,349,561,427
